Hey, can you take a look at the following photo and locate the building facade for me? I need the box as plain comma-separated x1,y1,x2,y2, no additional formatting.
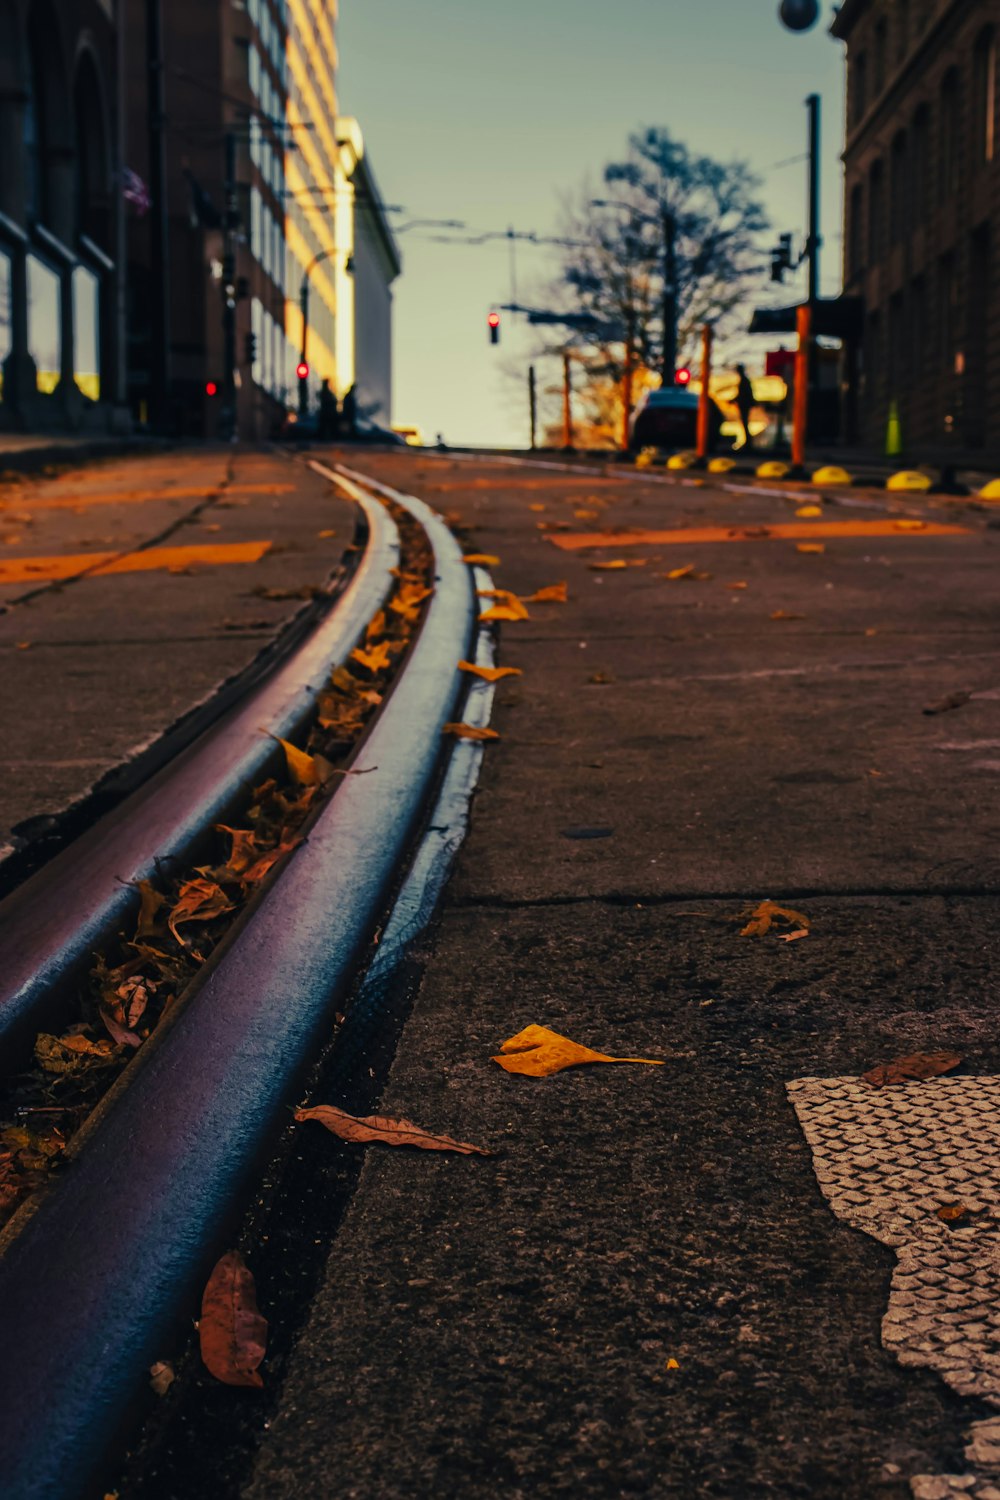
0,0,126,432
334,118,400,426
834,0,1000,456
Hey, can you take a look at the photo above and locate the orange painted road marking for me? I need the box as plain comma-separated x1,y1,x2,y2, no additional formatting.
546,519,971,551
0,484,292,511
0,541,272,586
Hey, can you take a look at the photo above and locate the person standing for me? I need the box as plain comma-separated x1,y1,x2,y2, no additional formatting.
735,364,755,450
341,384,358,440
318,379,339,441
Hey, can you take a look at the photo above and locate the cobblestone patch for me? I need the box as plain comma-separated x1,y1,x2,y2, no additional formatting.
789,1077,1000,1499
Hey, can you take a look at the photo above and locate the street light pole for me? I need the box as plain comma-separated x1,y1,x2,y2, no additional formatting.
661,206,677,385
146,0,170,429
220,130,239,443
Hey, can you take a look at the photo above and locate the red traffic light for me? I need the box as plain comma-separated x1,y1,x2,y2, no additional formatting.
675,367,692,386
488,312,500,328
205,381,218,397
296,361,309,380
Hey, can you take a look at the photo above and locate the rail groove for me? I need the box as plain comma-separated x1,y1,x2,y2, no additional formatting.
0,465,482,1500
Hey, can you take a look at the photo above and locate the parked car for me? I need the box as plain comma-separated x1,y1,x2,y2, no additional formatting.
629,386,725,453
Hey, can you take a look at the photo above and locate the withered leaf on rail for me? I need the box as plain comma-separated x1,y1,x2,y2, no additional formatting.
740,900,811,938
263,731,336,788
862,1051,962,1088
134,879,165,938
295,1104,490,1156
462,553,501,566
167,878,234,944
34,1032,117,1074
493,1024,664,1078
589,559,645,571
200,1251,268,1388
239,835,304,888
457,660,522,683
99,975,156,1048
442,723,500,742
216,826,258,878
351,641,393,674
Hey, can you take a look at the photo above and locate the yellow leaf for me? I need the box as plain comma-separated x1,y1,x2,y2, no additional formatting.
796,504,823,517
330,664,359,693
216,825,258,877
528,503,546,512
574,509,599,520
168,878,235,943
134,878,165,937
727,581,748,590
317,529,337,538
493,1023,664,1077
457,661,522,682
479,590,530,621
295,1104,490,1155
351,641,393,673
893,518,927,531
666,1358,680,1370
15,641,30,650
588,559,645,571
780,928,810,943
525,581,568,603
365,609,387,641
265,732,324,786
442,722,499,741
462,553,501,566
740,900,810,938
796,543,825,554
35,1033,117,1074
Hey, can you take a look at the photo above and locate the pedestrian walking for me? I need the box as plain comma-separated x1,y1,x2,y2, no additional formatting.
318,379,339,441
735,364,755,451
341,384,358,439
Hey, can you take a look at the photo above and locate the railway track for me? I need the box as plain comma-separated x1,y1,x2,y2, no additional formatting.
0,459,497,1500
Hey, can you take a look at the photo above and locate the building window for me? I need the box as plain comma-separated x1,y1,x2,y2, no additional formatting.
853,52,868,124
72,264,100,401
874,19,888,95
27,253,61,393
890,132,908,243
868,159,885,265
973,29,996,165
848,182,865,278
911,103,931,222
940,69,959,198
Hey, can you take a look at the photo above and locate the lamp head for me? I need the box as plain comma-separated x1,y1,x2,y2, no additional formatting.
778,0,820,31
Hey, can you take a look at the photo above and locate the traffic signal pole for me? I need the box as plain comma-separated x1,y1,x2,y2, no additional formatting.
221,130,238,443
661,207,677,385
528,365,537,450
562,352,574,450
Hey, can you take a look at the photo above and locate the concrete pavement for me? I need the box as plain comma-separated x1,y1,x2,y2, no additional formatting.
238,450,1000,1499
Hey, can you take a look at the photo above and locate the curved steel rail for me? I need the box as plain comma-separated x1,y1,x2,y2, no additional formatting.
0,489,399,1061
0,467,477,1500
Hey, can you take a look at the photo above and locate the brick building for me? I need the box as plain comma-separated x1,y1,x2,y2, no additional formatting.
834,0,1000,458
0,0,127,432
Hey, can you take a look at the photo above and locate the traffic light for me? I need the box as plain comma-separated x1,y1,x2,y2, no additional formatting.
778,0,819,30
675,367,692,386
770,232,794,283
244,332,257,366
205,380,218,397
488,310,500,345
296,360,309,381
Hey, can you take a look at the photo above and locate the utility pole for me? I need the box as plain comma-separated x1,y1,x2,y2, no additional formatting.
221,130,239,442
622,301,636,452
528,365,537,450
146,0,170,429
562,352,573,451
299,279,310,417
661,206,677,385
806,94,821,316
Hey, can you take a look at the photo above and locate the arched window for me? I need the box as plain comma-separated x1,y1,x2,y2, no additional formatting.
849,182,865,278
940,68,959,198
868,159,885,265
853,51,868,124
973,28,996,165
911,103,931,222
890,131,908,242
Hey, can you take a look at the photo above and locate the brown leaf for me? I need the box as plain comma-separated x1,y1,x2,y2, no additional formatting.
936,1202,971,1225
295,1104,490,1155
200,1251,267,1388
168,878,234,943
589,671,615,685
34,1033,117,1074
770,611,805,621
462,553,501,565
149,1361,175,1396
100,975,155,1048
862,1051,962,1088
740,900,811,938
923,691,971,716
216,826,258,877
493,1024,664,1077
442,723,499,741
239,835,303,887
726,581,748,590
457,660,522,682
134,879,165,938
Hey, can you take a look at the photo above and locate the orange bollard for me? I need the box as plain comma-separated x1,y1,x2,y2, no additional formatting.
696,324,713,461
792,303,811,474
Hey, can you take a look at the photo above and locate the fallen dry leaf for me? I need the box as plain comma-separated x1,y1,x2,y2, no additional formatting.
574,508,600,521
666,1358,680,1370
660,564,712,581
134,879,165,938
528,503,546,512
923,691,970,716
240,835,303,887
936,1202,972,1225
351,641,393,674
149,1361,175,1397
796,504,823,517
99,975,155,1048
317,529,336,539
740,900,811,938
770,611,805,621
493,1023,664,1077
200,1251,267,1388
480,602,530,623
457,660,522,682
264,732,335,788
726,581,748,590
589,671,615,684
589,559,645,571
894,518,927,531
462,553,501,566
216,825,258,877
780,928,811,943
442,723,499,741
796,543,826,554
34,1032,117,1073
525,582,568,603
15,641,31,650
862,1051,962,1088
295,1104,489,1155
168,878,234,943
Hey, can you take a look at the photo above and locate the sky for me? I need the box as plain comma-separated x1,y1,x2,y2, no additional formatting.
337,0,846,448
